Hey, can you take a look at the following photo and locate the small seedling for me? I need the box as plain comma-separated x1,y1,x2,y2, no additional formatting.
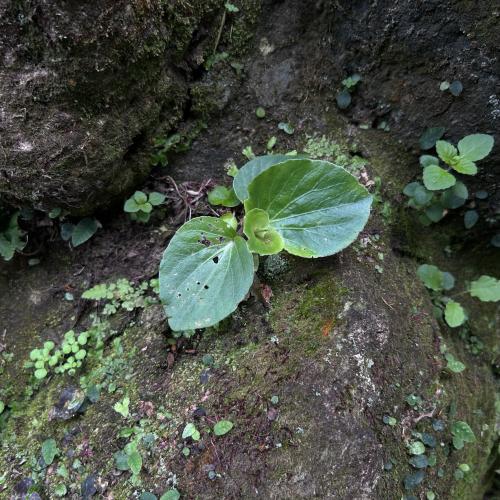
336,73,362,109
159,155,372,331
124,191,166,223
404,133,494,226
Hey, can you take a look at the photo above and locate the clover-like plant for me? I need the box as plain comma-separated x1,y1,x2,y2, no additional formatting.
404,133,494,227
158,156,373,331
124,191,166,223
417,264,500,328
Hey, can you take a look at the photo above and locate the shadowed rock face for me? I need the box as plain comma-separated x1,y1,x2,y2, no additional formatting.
0,0,223,214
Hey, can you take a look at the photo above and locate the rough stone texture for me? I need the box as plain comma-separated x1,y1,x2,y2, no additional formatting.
0,0,225,214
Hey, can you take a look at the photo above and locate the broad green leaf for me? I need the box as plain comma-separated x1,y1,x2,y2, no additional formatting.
244,159,372,258
469,275,500,302
148,192,166,206
0,213,26,260
72,218,99,247
124,198,140,213
159,217,254,330
457,134,494,161
452,157,477,175
207,186,240,207
128,450,142,475
419,127,445,150
444,301,466,327
160,490,181,500
42,438,59,466
243,208,284,255
464,210,478,229
233,154,295,201
436,140,457,165
423,165,456,191
214,420,234,436
133,191,148,204
445,353,466,373
419,155,439,167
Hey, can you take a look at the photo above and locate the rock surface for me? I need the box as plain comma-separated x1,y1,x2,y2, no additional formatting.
0,0,498,499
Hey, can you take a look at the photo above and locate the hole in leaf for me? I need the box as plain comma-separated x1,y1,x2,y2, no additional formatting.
213,256,219,264
204,285,209,289
177,293,181,297
196,281,201,285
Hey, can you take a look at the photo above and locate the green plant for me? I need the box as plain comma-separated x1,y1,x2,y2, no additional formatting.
417,264,500,328
124,191,166,223
159,156,372,331
0,212,26,261
404,133,494,226
61,217,101,247
25,327,103,380
82,278,159,315
151,134,181,167
336,73,362,109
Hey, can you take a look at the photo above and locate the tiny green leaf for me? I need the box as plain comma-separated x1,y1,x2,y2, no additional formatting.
128,450,142,476
133,191,148,204
124,198,140,213
457,134,494,162
0,401,4,414
436,140,457,165
444,301,466,328
220,212,238,231
452,157,477,175
225,2,239,12
243,208,284,255
113,396,130,418
445,353,466,373
419,155,439,167
72,218,99,247
464,210,479,229
449,80,463,97
182,423,200,441
42,438,59,466
160,490,181,500
425,204,445,223
207,186,240,207
451,421,476,449
149,192,166,206
469,275,500,302
35,368,48,379
423,165,456,191
278,122,295,135
255,107,266,118
214,420,234,436
408,441,426,455
336,89,352,109
419,127,445,150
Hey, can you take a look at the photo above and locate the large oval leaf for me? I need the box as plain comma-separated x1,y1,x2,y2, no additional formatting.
159,217,254,331
233,155,299,202
244,159,372,258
